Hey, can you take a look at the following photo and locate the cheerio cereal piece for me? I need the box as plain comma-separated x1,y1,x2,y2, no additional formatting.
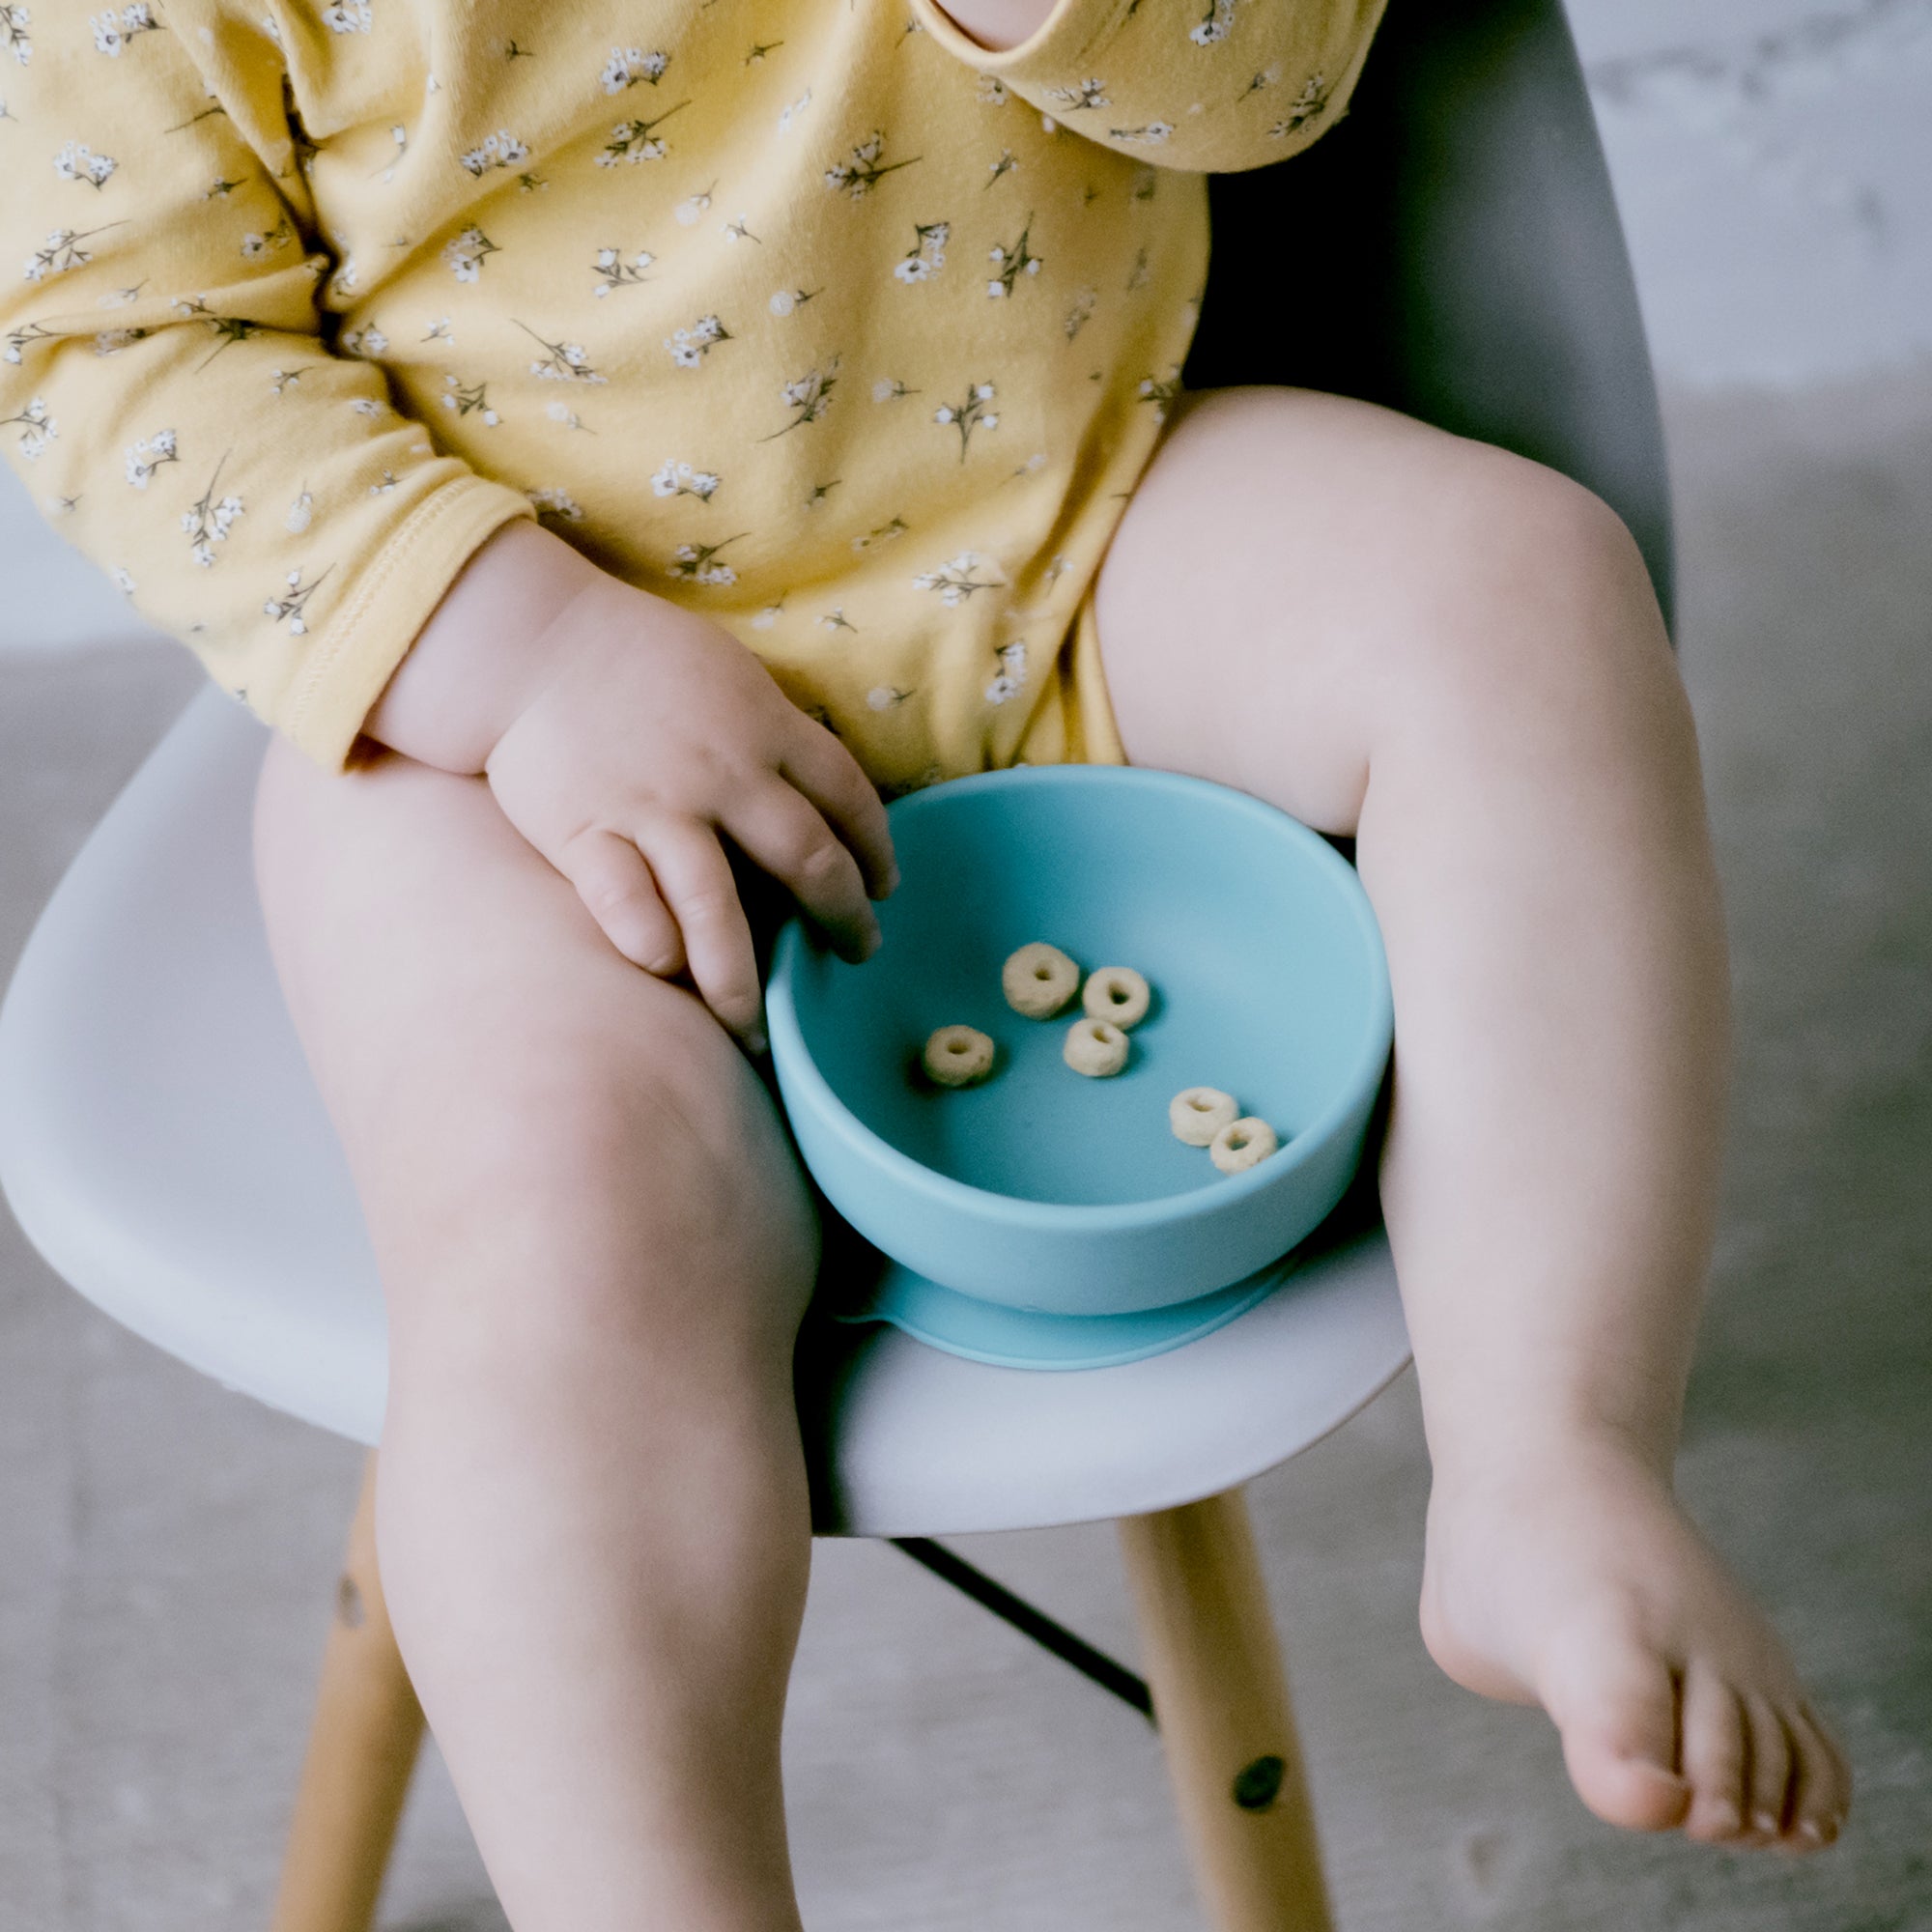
923,1025,996,1088
1081,966,1151,1031
1210,1117,1280,1175
1063,1015,1129,1077
1170,1086,1239,1147
1002,942,1081,1018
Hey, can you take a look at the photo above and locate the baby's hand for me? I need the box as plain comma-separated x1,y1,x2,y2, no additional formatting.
483,574,895,1046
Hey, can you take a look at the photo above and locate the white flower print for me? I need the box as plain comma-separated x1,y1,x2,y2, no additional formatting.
1268,73,1332,141
777,89,810,136
894,219,949,285
721,213,760,245
914,551,1005,607
545,402,593,433
440,227,497,282
264,565,329,635
91,6,157,55
750,598,785,630
1137,365,1183,423
260,12,281,44
458,130,529,177
241,219,298,261
591,246,653,297
2,5,30,67
851,516,908,553
985,639,1028,706
338,321,388,357
977,74,1009,105
348,397,384,418
598,103,687,166
867,686,911,711
1241,64,1283,99
665,313,729,370
872,377,919,403
1,394,54,460
673,186,714,227
986,216,1042,298
1189,0,1236,45
24,226,112,283
824,130,920,200
1046,78,1108,112
520,320,608,383
286,488,312,533
601,46,668,93
182,457,243,567
322,2,372,33
759,357,838,440
93,325,149,355
1063,285,1097,340
769,286,821,317
932,382,997,461
667,534,747,587
54,141,117,189
125,426,178,488
1108,122,1174,145
422,316,453,343
270,367,300,395
528,487,583,524
985,149,1017,187
441,374,498,424
4,320,54,362
819,607,858,634
113,566,137,599
651,460,721,502
369,471,399,495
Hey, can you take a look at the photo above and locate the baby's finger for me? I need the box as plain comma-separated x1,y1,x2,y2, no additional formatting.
727,781,879,963
554,826,685,979
633,812,765,1047
780,729,897,900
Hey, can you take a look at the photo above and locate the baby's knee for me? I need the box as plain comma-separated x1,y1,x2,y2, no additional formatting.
397,1025,820,1361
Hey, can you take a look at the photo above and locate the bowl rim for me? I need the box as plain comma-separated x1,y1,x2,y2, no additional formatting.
764,765,1393,1233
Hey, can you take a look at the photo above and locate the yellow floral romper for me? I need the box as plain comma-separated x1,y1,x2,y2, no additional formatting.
0,0,1384,795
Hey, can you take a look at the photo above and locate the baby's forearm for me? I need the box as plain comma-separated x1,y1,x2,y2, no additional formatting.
929,0,1059,51
360,521,604,774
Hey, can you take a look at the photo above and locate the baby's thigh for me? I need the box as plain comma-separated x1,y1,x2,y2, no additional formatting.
251,737,818,1365
1094,384,1664,838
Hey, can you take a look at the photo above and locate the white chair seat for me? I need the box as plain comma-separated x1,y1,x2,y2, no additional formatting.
0,687,1409,1537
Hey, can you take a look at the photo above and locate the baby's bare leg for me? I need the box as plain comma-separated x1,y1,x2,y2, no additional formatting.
1093,386,1851,1848
253,737,816,1931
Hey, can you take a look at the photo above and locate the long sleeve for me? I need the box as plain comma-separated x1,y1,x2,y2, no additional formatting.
0,5,533,773
910,0,1387,172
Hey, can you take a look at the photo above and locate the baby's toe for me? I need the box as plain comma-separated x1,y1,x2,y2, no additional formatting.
1785,1703,1853,1849
1543,1629,1690,1832
1742,1693,1794,1840
1680,1667,1752,1842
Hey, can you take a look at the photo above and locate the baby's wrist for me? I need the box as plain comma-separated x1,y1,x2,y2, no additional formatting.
360,518,604,774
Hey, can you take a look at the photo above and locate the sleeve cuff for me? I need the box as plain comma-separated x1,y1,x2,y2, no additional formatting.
276,474,537,776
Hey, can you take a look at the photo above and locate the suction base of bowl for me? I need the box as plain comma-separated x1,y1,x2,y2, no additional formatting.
829,1249,1302,1371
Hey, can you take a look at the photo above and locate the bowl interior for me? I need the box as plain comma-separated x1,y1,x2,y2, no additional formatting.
781,769,1386,1210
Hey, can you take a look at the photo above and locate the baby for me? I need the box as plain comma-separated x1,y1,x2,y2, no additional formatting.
0,0,1849,1922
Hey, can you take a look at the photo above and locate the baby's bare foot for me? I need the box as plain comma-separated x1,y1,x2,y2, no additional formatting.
1419,1441,1851,1850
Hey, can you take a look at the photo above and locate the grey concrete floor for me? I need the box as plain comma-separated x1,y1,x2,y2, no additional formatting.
2,374,1929,1930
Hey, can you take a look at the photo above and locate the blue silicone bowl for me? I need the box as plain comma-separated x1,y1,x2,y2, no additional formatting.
765,765,1391,1318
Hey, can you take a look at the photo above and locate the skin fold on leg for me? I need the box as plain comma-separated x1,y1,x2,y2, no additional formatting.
252,737,820,1932
1091,384,1853,1851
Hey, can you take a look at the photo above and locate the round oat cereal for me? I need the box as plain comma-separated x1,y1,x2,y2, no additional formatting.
1170,1087,1239,1147
1002,942,1081,1018
923,1024,996,1088
1081,966,1151,1031
1063,1015,1130,1077
1209,1117,1279,1175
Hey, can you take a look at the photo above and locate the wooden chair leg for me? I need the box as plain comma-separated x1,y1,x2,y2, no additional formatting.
1118,1487,1333,1932
270,1451,425,1932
